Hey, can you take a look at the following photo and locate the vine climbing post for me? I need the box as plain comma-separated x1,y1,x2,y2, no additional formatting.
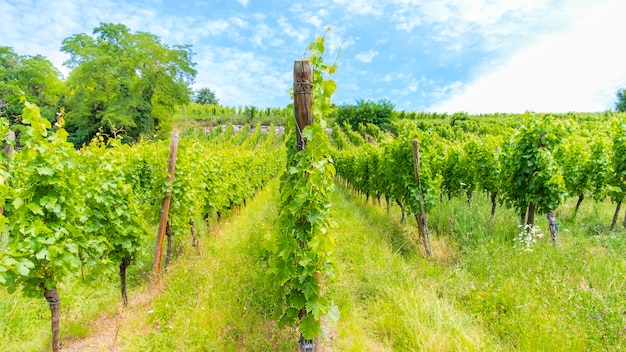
268,35,339,352
293,59,321,352
153,131,179,284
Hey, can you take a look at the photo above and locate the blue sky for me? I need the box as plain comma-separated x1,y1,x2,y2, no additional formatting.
1,0,625,113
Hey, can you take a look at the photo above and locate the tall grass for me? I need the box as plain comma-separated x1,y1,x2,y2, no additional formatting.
328,186,501,351
121,179,296,351
346,187,626,351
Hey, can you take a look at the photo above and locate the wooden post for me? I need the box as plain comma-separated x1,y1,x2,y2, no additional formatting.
412,139,432,257
153,131,179,284
293,60,313,151
293,60,321,352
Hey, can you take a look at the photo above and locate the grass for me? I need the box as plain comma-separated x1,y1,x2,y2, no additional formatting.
329,187,500,351
120,179,296,351
2,179,626,351
0,274,122,351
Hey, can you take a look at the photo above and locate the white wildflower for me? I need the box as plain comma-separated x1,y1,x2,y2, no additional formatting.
515,224,544,252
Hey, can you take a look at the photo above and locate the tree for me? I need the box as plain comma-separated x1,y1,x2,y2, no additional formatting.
334,99,395,131
193,87,219,105
615,88,626,113
61,23,197,146
0,47,63,123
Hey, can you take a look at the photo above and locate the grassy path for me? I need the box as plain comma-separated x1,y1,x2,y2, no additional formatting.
108,179,498,351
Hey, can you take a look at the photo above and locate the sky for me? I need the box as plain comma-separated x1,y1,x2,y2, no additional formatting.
1,0,626,113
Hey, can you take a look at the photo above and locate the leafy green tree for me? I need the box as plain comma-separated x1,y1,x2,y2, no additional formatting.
0,47,22,120
61,23,197,146
615,88,626,113
193,87,219,105
0,47,63,122
334,99,395,131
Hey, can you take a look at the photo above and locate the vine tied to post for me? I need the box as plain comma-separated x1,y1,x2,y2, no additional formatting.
293,80,313,95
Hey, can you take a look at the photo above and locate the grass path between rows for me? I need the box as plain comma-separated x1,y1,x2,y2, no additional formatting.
64,178,494,351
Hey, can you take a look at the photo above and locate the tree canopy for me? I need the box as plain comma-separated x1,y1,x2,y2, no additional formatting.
615,88,626,113
61,23,197,146
193,87,219,105
0,46,63,123
334,99,395,131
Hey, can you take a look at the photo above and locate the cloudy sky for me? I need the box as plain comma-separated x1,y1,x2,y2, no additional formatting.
1,0,625,113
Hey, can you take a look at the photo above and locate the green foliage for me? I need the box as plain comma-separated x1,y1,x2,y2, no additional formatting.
193,87,219,105
464,135,502,198
79,137,148,279
0,102,93,297
0,47,63,123
500,114,569,218
0,100,286,351
61,23,197,146
557,134,591,196
341,122,365,146
330,123,350,150
334,120,441,216
588,137,612,201
615,88,626,113
608,116,626,203
174,103,290,127
266,34,338,340
334,99,395,131
439,143,466,200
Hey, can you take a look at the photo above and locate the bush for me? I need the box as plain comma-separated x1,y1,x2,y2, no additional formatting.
334,99,395,131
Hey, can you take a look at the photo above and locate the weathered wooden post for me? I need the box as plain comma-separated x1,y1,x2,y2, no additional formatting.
153,131,179,284
294,60,314,151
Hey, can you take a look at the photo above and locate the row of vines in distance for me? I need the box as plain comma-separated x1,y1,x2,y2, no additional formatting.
332,113,626,243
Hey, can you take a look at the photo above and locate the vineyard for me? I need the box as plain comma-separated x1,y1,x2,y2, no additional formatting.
2,37,626,351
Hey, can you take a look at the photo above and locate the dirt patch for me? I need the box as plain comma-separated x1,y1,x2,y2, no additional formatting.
62,286,157,352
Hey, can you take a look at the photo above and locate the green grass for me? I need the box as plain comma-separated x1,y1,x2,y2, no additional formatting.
2,180,626,351
329,187,500,351
0,275,122,351
120,179,296,351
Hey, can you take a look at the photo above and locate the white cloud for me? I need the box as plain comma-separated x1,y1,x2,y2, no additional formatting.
235,0,250,7
199,19,231,36
390,0,569,52
278,16,310,43
193,46,291,108
331,0,383,16
355,49,378,63
429,0,626,113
